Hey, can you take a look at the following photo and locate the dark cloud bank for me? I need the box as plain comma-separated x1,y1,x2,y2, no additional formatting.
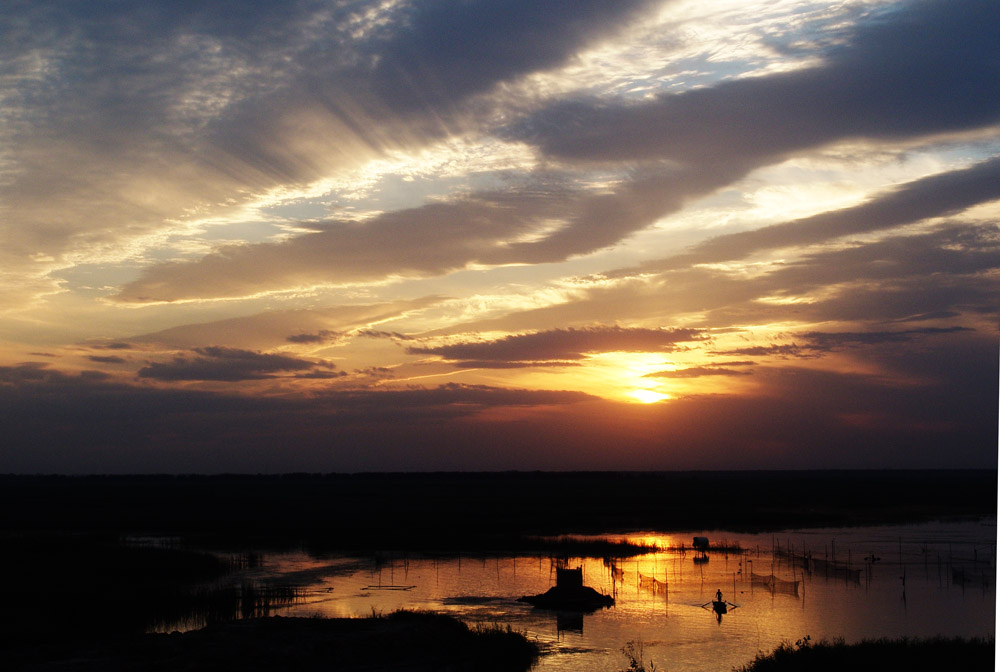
1,325,994,473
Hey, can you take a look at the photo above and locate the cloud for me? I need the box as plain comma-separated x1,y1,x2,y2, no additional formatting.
1,350,993,473
712,326,974,359
107,0,1000,305
112,169,732,303
515,0,1000,166
91,343,134,350
438,360,583,370
407,326,704,366
316,382,596,416
1,0,658,309
801,327,973,352
354,366,396,380
645,364,754,378
364,0,655,113
0,362,112,387
640,157,1000,273
2,0,997,474
295,369,348,379
129,299,441,350
0,362,60,383
712,344,812,358
286,330,341,344
137,346,326,381
465,220,999,339
0,368,600,472
114,191,568,302
88,355,127,364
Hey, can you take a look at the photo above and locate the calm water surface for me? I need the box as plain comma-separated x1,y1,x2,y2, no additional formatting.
199,521,997,671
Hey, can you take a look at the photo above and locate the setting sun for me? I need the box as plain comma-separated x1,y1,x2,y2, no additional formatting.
629,389,670,404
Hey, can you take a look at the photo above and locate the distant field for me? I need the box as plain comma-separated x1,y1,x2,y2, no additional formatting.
1,470,994,550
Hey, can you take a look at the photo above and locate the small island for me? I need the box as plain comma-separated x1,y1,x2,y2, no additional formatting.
519,567,615,610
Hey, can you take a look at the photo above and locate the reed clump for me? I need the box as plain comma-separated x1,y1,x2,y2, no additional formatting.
619,640,658,672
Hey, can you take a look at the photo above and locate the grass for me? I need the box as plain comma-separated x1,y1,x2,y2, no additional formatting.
734,635,995,672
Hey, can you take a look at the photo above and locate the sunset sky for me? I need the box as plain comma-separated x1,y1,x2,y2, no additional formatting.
2,0,997,472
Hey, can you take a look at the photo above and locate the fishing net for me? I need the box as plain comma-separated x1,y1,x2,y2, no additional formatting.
638,572,668,595
750,572,800,595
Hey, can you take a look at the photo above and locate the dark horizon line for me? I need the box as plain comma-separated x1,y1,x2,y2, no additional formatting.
2,467,996,479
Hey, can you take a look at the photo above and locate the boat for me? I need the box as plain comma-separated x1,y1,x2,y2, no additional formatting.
701,594,739,616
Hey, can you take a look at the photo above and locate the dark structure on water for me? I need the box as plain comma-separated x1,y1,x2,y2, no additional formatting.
518,567,614,610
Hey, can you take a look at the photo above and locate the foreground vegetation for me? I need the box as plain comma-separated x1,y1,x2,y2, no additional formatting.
734,635,995,672
0,533,249,648
8,611,539,671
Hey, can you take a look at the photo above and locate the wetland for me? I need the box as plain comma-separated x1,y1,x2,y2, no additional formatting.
1,471,995,670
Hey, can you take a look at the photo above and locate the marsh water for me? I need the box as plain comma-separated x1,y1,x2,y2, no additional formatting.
165,520,995,671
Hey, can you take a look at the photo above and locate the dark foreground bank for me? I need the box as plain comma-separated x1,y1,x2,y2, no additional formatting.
9,611,539,672
733,636,995,672
1,470,994,550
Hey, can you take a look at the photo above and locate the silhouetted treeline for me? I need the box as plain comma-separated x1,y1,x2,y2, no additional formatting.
1,471,994,550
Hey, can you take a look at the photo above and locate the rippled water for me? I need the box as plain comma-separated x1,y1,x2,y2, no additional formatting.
220,520,996,671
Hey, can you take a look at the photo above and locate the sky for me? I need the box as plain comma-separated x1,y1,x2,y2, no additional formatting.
1,0,997,473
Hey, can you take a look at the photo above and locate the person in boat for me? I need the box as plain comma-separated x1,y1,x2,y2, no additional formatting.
716,589,723,602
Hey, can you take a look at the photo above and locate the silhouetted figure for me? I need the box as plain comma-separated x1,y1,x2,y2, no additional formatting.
716,588,723,602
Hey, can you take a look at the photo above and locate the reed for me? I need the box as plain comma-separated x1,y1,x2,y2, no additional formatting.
620,640,658,672
147,580,303,631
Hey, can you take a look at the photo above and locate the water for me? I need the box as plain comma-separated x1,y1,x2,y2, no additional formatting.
180,520,996,671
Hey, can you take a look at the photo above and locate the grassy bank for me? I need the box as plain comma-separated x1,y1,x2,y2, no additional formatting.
8,611,540,672
734,636,995,672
